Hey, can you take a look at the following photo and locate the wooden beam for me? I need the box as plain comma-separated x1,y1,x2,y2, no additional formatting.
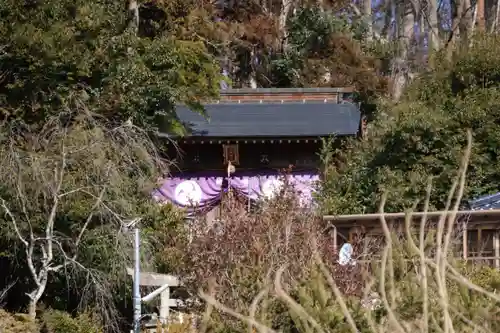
356,256,500,264
324,209,500,221
495,231,500,269
478,228,482,248
126,268,179,287
463,222,468,260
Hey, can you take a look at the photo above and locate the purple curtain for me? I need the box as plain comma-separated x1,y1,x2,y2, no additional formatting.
152,176,224,209
153,171,320,210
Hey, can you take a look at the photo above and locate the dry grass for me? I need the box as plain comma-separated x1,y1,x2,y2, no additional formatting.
183,130,500,333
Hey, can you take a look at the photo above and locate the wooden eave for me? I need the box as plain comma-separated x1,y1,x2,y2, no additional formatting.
323,210,500,229
169,136,331,144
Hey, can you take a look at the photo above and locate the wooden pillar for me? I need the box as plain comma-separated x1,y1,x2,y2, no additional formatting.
159,287,170,326
125,269,179,331
332,226,338,253
494,231,500,269
462,222,468,260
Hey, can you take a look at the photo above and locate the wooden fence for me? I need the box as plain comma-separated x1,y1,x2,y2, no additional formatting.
323,209,500,269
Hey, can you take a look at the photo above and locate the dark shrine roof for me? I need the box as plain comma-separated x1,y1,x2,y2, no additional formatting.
173,102,361,138
468,192,500,210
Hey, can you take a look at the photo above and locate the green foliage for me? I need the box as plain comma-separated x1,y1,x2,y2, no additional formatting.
140,202,187,273
42,310,103,333
373,238,500,333
269,5,384,92
290,268,369,333
0,309,105,333
320,34,500,214
0,117,188,325
456,262,500,291
0,0,199,326
287,6,365,52
0,0,221,130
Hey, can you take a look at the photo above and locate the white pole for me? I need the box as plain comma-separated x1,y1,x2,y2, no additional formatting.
159,288,170,325
133,228,141,333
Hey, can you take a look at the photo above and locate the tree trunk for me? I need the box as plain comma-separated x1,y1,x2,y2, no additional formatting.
279,0,293,51
26,264,49,319
249,49,258,89
447,0,463,58
381,0,393,41
493,0,500,32
27,286,44,320
470,3,477,44
28,299,38,319
459,0,473,45
427,0,441,51
127,0,139,34
485,0,496,30
364,0,373,42
477,0,485,31
392,0,415,100
419,10,427,65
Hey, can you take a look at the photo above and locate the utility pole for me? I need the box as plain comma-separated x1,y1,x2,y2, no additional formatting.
127,217,180,332
133,227,141,333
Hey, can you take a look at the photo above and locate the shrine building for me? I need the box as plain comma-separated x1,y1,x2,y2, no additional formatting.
152,87,364,213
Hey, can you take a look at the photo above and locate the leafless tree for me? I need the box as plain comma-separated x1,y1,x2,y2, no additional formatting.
0,114,165,323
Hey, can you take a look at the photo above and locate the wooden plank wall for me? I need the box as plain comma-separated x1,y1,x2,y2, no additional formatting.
327,219,500,269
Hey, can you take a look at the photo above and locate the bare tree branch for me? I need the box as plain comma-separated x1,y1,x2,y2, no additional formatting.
72,187,107,260
0,279,17,305
45,134,67,266
0,198,28,247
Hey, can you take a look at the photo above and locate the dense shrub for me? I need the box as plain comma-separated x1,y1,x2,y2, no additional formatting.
0,308,106,333
178,184,364,332
0,309,38,333
41,310,103,333
320,34,500,215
